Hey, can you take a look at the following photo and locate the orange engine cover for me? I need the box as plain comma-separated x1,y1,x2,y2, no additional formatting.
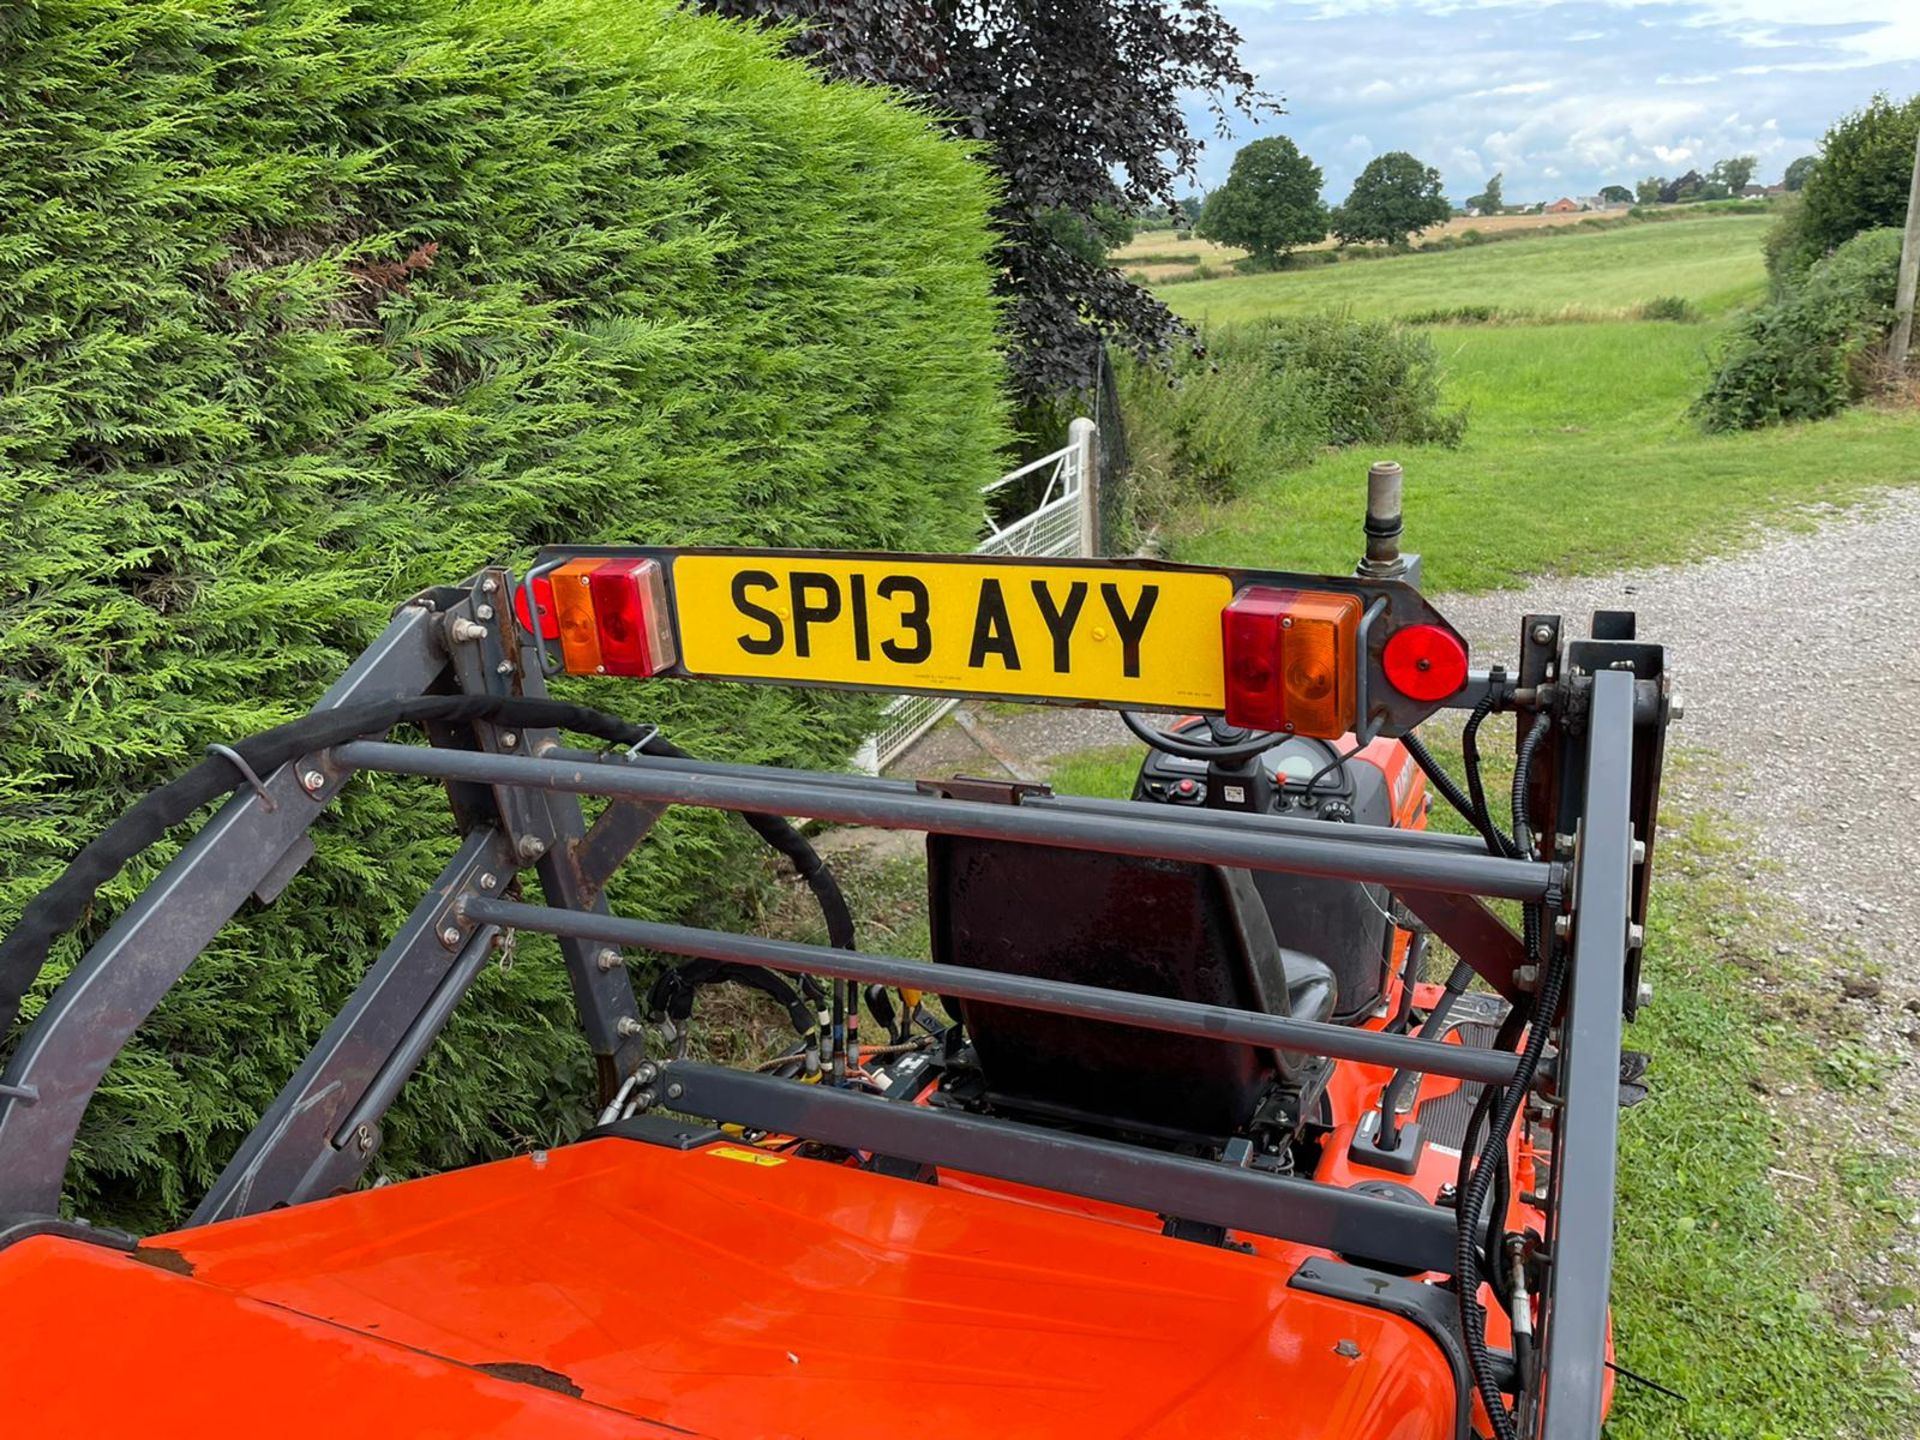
1,1136,1462,1438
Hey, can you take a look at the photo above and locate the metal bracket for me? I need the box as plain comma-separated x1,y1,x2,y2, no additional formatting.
914,776,1054,806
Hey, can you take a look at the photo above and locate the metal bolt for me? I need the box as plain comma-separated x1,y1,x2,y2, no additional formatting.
1670,694,1686,721
1531,623,1555,645
1626,922,1645,950
354,1124,375,1153
300,769,327,794
1334,1340,1362,1359
616,1017,646,1038
1280,617,1294,630
439,924,464,948
516,835,547,862
665,1081,685,1101
499,732,519,749
479,873,499,891
1631,838,1647,865
495,660,515,675
1513,964,1539,992
475,603,495,621
449,617,488,643
1637,981,1655,1008
481,576,499,594
1553,914,1572,940
597,947,624,973
1554,833,1576,857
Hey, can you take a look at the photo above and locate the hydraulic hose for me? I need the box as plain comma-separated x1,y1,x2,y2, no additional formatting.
0,695,853,1045
1402,731,1479,831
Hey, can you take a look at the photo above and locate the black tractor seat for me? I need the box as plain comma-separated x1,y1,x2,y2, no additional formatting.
927,835,1338,1140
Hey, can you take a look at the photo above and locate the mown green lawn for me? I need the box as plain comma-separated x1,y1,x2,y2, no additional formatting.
1162,214,1773,325
1173,318,1920,591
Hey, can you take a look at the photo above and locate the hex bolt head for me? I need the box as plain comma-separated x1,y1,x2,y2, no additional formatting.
516,835,547,862
479,873,499,891
1553,914,1572,940
474,603,495,621
1626,922,1645,950
448,617,488,644
495,660,515,676
665,1082,685,1101
300,769,326,794
439,924,464,948
499,732,519,749
480,576,499,594
1631,838,1647,865
616,1017,646,1039
597,947,624,973
1637,981,1655,1007
1531,623,1555,645
354,1124,375,1153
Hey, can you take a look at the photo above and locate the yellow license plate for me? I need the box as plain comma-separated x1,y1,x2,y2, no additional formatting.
672,555,1233,710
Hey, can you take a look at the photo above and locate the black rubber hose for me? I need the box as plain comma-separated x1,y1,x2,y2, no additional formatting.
1462,694,1520,859
1402,731,1480,830
0,694,853,1042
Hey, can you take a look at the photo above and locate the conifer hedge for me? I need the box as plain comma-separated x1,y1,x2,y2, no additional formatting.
0,0,1008,1226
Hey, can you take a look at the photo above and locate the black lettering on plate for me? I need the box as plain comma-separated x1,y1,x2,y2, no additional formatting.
968,578,1021,671
732,570,783,655
788,571,841,659
1030,580,1087,674
849,573,871,662
1099,583,1159,679
877,575,931,664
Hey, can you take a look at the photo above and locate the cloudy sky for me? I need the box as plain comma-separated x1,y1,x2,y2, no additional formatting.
1186,0,1920,203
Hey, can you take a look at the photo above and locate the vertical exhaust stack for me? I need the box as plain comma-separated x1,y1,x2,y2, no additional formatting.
1356,460,1420,587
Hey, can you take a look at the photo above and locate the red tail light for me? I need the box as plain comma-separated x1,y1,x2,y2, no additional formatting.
512,576,560,640
587,558,676,677
1221,587,1360,737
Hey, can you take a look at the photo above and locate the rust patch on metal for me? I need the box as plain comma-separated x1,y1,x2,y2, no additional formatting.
131,1245,195,1277
475,1361,584,1398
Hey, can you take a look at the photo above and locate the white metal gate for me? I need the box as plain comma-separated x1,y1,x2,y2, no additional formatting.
854,418,1098,773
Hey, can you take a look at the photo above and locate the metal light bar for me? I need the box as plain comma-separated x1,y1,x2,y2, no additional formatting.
461,896,1525,1087
656,1060,1462,1275
1538,669,1636,1439
333,742,1556,902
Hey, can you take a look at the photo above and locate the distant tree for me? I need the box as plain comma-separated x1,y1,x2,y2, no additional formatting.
1780,93,1920,275
1179,194,1205,226
1783,155,1818,191
1660,169,1706,203
1599,184,1634,205
1200,137,1329,262
1636,175,1665,205
1708,155,1757,196
1329,152,1450,246
1465,173,1503,213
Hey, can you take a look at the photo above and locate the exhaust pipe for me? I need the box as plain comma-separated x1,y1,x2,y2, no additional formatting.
1356,460,1416,584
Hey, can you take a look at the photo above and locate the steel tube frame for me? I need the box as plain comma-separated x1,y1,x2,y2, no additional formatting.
1536,669,1635,1439
657,1060,1462,1275
334,741,1556,902
463,896,1526,1088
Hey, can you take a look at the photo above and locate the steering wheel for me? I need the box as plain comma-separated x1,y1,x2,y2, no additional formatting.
1120,711,1282,764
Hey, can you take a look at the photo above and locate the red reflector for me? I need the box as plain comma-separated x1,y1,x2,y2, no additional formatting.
512,576,559,641
587,558,677,677
1382,623,1468,702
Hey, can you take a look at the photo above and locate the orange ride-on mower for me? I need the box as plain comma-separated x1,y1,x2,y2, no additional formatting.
0,467,1671,1438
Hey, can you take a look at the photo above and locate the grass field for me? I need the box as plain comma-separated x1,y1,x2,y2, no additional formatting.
1159,216,1920,589
1160,214,1772,326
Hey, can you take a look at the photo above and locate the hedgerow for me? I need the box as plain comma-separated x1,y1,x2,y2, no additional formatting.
0,0,1007,1227
1694,228,1902,431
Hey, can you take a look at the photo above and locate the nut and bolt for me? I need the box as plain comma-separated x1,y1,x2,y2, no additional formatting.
1513,964,1540,992
1553,914,1572,940
516,835,548,862
354,1123,376,1153
448,617,489,643
439,924,464,948
300,769,327,794
1637,981,1655,1007
597,947,624,973
481,577,499,594
665,1082,685,1101
616,1017,646,1038
475,603,495,621
499,732,519,749
495,660,515,675
1531,623,1556,645
1626,922,1645,950
479,873,499,891
1631,838,1647,865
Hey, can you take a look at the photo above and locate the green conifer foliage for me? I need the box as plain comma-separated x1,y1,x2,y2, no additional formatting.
0,0,1008,1227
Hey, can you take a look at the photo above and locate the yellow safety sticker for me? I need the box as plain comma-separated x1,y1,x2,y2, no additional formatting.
709,1145,785,1167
